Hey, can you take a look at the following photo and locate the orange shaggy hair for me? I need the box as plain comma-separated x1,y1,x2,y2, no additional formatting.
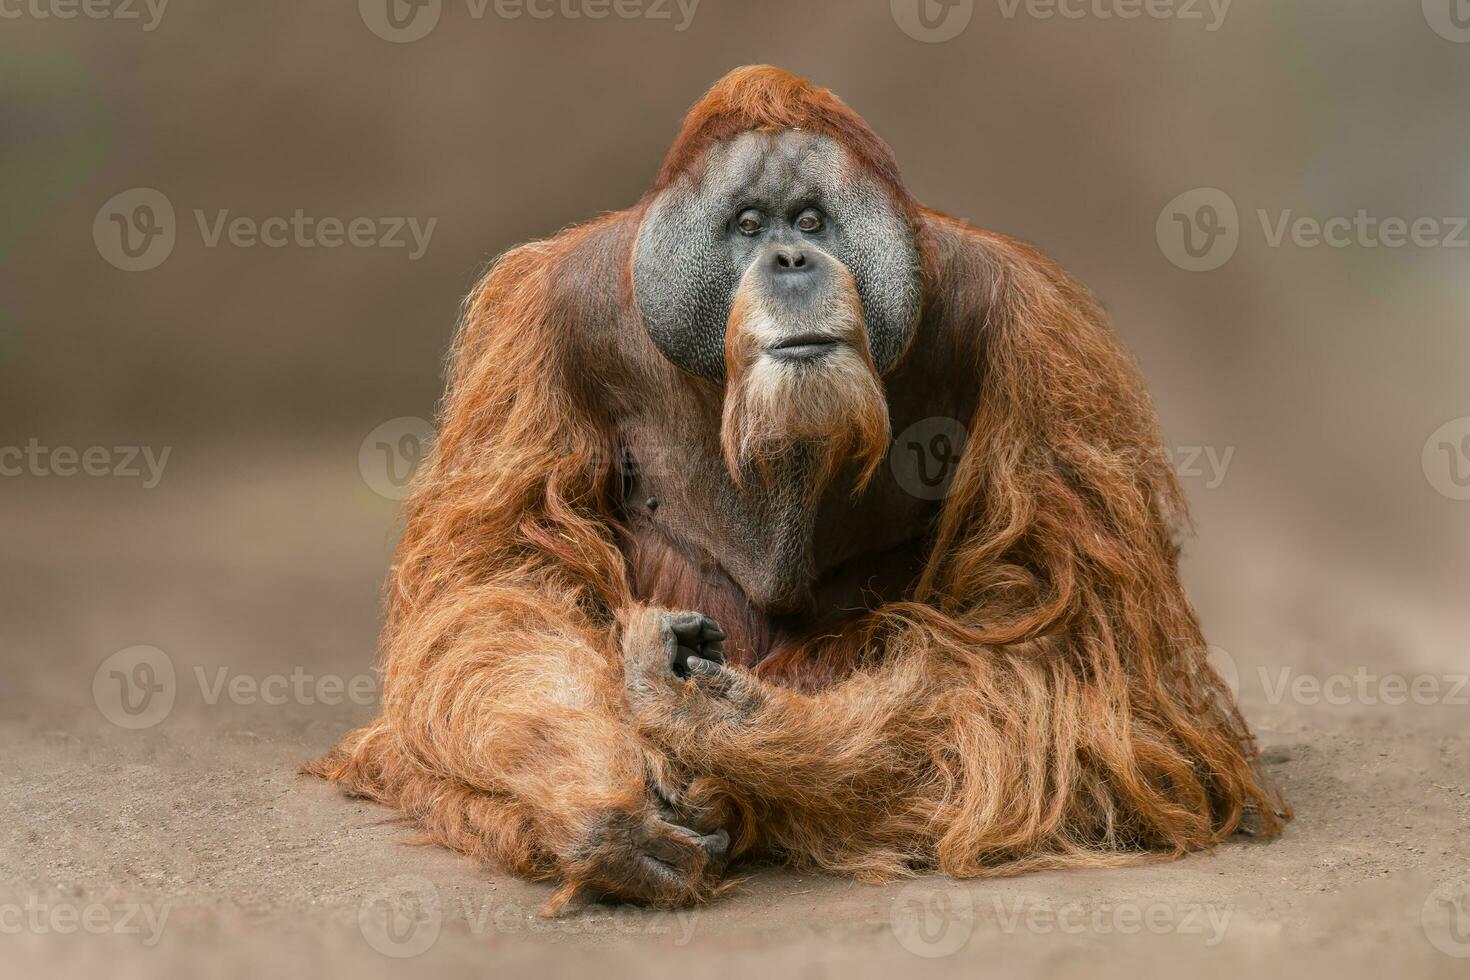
307,65,1288,910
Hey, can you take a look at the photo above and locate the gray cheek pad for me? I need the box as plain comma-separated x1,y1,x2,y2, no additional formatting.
633,185,739,381
824,182,923,373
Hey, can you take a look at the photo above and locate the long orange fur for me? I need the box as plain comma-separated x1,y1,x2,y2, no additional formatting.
307,66,1288,911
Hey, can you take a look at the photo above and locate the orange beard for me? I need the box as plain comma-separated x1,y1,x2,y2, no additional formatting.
719,259,891,496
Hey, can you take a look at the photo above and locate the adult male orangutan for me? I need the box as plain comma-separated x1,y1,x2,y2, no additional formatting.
308,65,1287,910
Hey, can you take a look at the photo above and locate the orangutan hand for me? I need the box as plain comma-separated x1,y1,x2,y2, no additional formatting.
621,608,764,731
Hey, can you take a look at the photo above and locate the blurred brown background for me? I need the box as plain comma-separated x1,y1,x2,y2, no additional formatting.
2,2,1467,977
4,0,1465,664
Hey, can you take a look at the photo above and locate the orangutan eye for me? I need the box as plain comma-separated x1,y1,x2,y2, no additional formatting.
736,210,764,235
795,209,824,233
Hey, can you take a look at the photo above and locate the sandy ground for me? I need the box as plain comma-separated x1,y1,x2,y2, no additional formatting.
3,450,1467,979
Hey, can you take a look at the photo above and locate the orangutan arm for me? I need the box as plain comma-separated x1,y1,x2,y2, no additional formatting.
379,584,732,905
621,606,955,877
622,606,924,796
310,228,730,909
622,601,1281,882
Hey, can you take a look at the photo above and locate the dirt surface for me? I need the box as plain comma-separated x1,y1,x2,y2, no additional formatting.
3,453,1467,979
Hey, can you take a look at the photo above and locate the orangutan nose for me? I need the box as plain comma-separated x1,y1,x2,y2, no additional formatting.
772,247,809,271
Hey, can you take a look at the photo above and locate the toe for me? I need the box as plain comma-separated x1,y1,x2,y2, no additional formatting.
696,828,730,862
